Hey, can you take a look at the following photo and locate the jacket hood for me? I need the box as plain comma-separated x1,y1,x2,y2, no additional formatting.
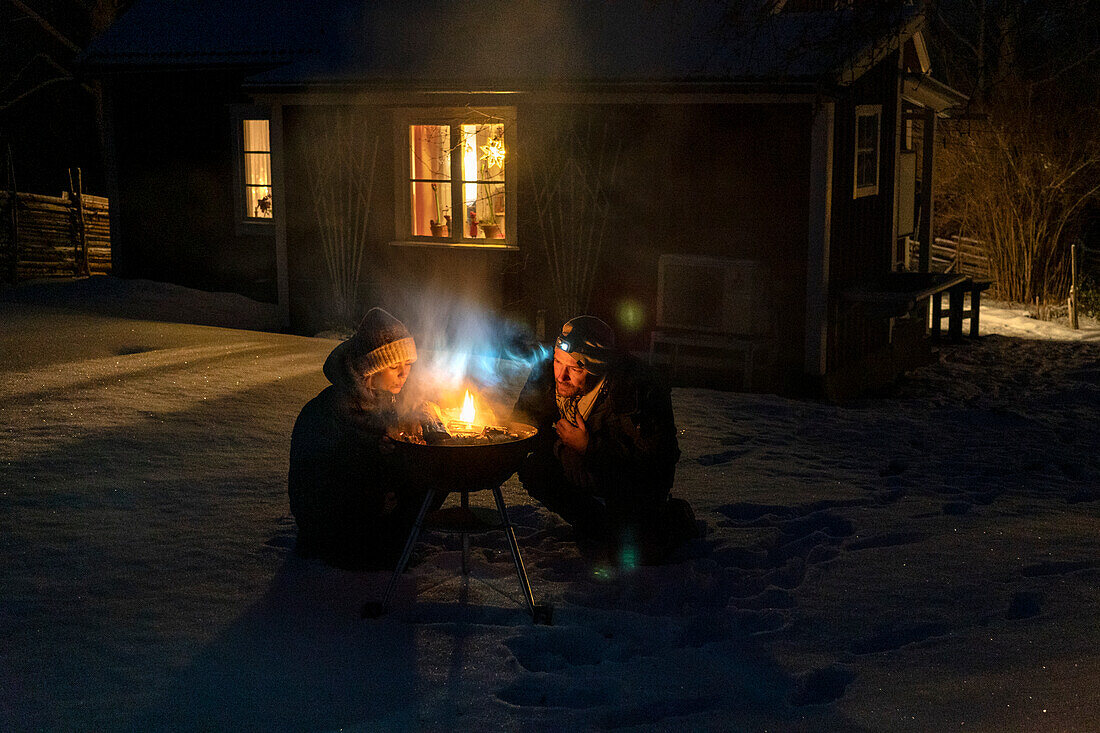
323,339,356,390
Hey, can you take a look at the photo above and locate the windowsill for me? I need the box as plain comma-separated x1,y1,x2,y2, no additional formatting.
387,239,519,252
236,219,275,237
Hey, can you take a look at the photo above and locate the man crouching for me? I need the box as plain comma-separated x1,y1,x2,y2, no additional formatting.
515,316,699,566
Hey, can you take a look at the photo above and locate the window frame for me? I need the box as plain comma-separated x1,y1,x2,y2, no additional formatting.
231,105,275,235
853,104,882,199
392,107,517,249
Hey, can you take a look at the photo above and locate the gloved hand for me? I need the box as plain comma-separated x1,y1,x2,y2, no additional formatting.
417,400,451,441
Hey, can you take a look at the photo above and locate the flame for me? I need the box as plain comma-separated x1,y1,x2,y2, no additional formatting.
459,390,476,424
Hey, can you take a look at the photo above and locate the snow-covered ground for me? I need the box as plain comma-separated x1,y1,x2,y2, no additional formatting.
2,278,1099,731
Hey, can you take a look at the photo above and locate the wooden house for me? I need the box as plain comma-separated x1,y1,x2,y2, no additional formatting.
81,0,966,397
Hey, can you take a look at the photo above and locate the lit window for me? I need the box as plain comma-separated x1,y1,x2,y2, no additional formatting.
854,105,881,198
409,124,452,236
242,119,273,219
401,110,513,244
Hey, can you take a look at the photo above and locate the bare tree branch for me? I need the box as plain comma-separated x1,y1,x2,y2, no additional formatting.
6,0,81,54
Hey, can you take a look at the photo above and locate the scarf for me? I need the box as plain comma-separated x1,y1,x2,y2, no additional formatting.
555,376,607,426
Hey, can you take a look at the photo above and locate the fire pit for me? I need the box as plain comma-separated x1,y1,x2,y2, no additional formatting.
362,393,552,624
397,420,537,492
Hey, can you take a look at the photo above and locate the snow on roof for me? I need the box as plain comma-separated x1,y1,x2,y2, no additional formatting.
83,0,923,88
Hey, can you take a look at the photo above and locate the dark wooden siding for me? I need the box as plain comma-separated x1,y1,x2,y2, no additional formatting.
281,105,518,334
107,71,277,303
826,51,901,380
281,102,811,392
519,103,812,393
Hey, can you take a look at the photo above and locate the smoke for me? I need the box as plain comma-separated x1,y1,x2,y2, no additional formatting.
396,293,550,425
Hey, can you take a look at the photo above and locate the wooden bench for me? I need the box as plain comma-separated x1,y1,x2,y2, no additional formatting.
647,254,768,390
930,278,992,340
841,272,964,329
648,330,764,390
841,273,992,341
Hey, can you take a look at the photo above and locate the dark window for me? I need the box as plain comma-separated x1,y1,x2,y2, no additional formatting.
854,105,881,198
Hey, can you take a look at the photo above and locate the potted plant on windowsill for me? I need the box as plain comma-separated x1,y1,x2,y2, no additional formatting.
480,217,502,239
429,183,449,237
430,215,450,237
477,134,506,239
476,189,504,239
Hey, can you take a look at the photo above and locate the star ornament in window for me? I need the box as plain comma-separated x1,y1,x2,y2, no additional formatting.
480,136,506,169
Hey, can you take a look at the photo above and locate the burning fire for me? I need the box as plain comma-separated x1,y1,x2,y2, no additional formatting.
395,383,534,446
459,390,476,424
442,388,485,437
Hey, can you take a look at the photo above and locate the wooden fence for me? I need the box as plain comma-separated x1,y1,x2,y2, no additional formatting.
908,235,991,279
1,190,111,282
909,236,1099,282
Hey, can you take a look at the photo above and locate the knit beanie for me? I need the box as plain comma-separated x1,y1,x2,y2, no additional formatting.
554,315,616,376
344,307,417,376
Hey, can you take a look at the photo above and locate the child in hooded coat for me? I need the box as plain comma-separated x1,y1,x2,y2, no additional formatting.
288,307,442,570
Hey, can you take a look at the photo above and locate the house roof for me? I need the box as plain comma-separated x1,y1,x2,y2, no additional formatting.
903,72,969,114
79,0,325,69
83,0,925,91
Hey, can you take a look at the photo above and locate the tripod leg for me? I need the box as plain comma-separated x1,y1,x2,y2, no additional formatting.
362,488,437,619
492,486,552,624
461,491,470,576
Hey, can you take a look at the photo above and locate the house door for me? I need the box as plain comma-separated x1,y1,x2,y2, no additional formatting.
896,150,917,270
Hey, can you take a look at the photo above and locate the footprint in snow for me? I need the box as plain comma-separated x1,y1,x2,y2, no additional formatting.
850,620,949,655
495,675,617,708
789,665,857,706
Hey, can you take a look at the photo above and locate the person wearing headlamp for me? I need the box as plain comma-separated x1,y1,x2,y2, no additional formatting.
514,315,699,566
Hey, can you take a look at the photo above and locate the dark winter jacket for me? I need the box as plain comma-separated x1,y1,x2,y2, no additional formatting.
514,353,681,508
287,345,416,570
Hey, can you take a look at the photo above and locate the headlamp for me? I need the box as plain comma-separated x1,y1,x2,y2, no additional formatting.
555,336,571,352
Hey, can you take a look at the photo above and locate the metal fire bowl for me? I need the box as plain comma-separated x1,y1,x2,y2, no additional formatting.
396,422,539,494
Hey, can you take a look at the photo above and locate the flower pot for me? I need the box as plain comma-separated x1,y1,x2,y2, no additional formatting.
430,223,446,237
481,223,501,239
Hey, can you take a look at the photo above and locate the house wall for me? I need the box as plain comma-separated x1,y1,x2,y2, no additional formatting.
280,102,811,392
280,105,520,335
825,51,907,390
106,71,278,303
519,103,811,393
99,73,843,394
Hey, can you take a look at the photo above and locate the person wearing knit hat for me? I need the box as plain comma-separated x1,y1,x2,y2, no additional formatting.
329,307,418,394
513,315,701,567
287,307,442,570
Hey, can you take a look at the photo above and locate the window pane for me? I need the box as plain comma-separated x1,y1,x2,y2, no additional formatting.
463,182,505,238
244,152,270,186
461,123,506,238
411,181,452,236
246,186,273,218
856,151,877,188
857,114,878,150
461,123,505,184
243,119,270,152
410,125,450,180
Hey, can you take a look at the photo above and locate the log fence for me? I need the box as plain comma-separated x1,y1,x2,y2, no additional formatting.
908,235,991,280
1,189,111,282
